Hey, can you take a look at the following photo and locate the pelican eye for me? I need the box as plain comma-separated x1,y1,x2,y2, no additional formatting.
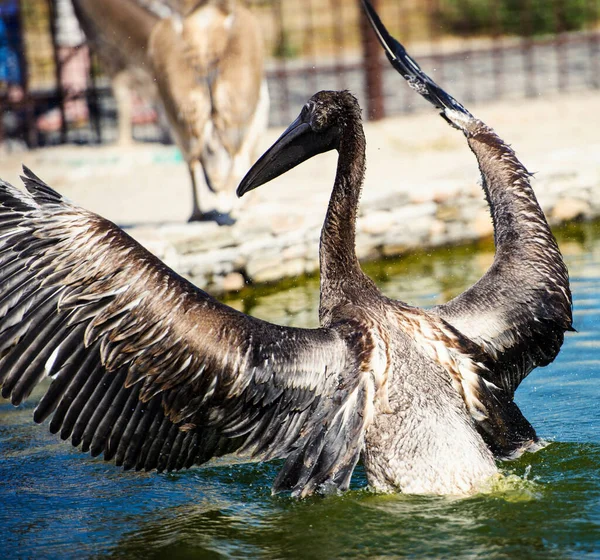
300,102,312,121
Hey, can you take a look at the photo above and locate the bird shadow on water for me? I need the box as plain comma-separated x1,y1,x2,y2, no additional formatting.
108,443,600,560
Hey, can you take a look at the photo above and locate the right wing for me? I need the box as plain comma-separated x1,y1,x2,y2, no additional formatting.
361,0,572,396
0,169,375,496
361,0,572,457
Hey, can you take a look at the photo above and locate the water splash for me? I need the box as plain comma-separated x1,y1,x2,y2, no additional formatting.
475,470,543,502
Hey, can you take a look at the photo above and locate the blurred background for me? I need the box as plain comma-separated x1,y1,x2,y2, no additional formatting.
1,0,598,150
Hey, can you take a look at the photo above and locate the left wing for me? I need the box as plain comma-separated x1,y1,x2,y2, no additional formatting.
0,168,375,496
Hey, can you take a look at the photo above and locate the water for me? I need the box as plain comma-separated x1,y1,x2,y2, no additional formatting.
1,221,599,559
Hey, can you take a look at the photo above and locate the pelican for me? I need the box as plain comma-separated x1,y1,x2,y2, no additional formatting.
0,24,571,498
72,0,269,223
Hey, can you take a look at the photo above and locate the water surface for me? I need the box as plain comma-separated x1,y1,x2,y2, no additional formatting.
1,222,599,559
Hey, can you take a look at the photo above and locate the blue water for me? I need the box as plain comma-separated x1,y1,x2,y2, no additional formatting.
1,221,599,559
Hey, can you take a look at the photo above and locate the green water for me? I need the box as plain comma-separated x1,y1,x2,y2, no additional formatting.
1,222,599,559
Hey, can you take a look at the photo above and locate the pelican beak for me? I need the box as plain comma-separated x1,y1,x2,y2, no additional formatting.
236,114,339,197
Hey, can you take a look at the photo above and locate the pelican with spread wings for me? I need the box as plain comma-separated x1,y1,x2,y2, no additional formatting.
0,1,572,498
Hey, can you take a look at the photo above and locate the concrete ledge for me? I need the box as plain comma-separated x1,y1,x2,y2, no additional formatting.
127,162,600,294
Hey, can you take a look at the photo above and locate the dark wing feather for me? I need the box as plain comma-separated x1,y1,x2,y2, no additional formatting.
432,248,572,397
360,0,572,398
0,168,374,495
361,0,470,119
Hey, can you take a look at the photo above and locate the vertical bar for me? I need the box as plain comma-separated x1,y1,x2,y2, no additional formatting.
554,0,567,92
330,0,345,91
428,0,444,91
491,0,503,99
0,4,9,147
521,0,536,97
16,0,35,147
0,90,4,147
273,0,290,123
303,0,317,94
590,0,600,88
463,47,475,105
47,0,67,144
399,0,412,113
359,0,384,120
88,51,102,143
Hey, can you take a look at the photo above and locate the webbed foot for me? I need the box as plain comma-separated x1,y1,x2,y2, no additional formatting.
188,209,236,226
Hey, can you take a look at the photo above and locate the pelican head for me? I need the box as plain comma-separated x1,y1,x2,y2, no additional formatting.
236,90,361,196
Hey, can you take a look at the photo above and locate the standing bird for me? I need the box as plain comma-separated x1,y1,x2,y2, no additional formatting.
71,0,269,223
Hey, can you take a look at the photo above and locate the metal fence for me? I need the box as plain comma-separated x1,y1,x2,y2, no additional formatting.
1,0,599,151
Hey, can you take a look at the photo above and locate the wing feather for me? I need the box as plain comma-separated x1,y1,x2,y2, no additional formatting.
431,188,573,397
0,169,373,495
360,0,572,397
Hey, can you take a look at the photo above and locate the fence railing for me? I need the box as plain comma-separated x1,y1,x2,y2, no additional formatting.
1,0,599,151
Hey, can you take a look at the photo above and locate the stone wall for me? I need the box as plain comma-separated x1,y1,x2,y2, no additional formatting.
129,160,600,295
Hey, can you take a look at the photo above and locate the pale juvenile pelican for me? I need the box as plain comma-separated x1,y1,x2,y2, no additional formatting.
72,0,269,223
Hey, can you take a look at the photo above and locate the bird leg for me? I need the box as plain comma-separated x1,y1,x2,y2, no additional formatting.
112,71,135,147
188,160,235,225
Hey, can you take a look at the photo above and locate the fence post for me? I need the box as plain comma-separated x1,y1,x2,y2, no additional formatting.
273,0,290,124
88,53,102,144
47,0,67,144
359,0,384,121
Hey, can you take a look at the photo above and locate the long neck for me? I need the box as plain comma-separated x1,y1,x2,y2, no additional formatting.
467,123,562,262
319,120,367,293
